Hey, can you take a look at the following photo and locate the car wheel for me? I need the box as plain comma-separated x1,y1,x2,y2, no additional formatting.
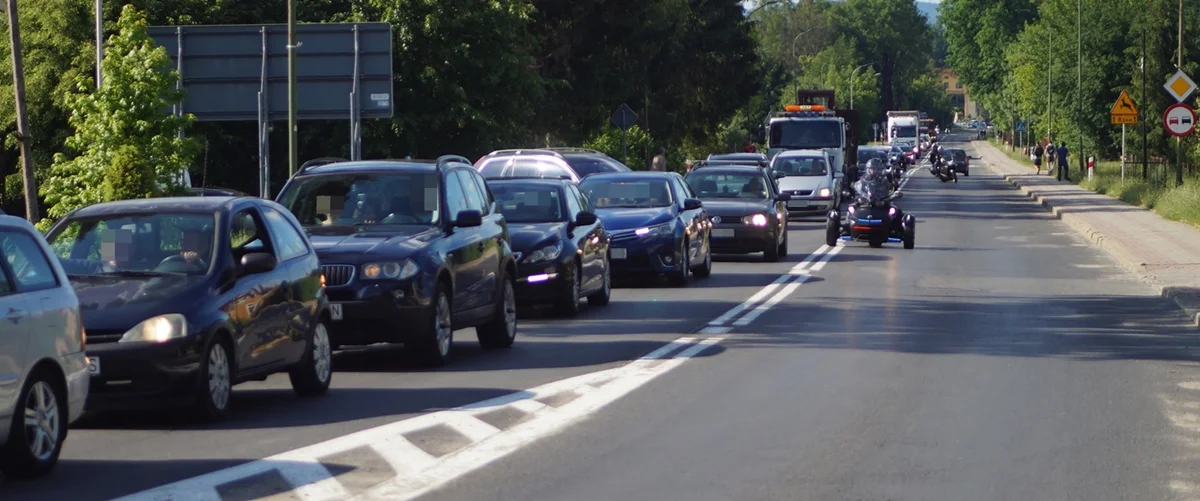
763,233,781,262
478,274,517,349
410,284,454,365
587,258,612,306
693,241,712,278
669,241,689,286
555,266,582,317
904,225,916,250
964,169,969,177
194,337,233,422
778,229,789,257
289,321,333,397
825,218,840,247
0,370,67,478
869,235,885,248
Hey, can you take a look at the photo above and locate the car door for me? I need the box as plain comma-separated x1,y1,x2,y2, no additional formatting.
259,205,319,364
672,177,707,262
764,171,788,235
0,232,31,413
454,169,501,318
223,207,290,372
567,184,605,292
441,170,485,322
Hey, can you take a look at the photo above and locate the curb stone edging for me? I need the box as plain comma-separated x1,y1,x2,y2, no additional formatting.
982,160,1200,327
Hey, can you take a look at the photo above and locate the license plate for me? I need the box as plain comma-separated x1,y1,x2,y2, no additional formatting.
330,303,344,321
87,356,100,376
610,248,627,259
787,201,806,208
712,228,735,238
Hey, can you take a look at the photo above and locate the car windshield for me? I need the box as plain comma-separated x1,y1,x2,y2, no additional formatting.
277,173,441,228
686,173,769,199
855,176,893,203
478,157,575,180
953,150,967,161
563,156,628,176
46,212,218,276
773,156,829,177
580,179,673,208
858,149,889,164
891,125,917,137
490,184,566,223
769,120,842,149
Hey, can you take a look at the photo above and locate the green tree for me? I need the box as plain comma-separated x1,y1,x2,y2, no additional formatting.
584,124,654,169
830,0,934,112
38,4,198,229
939,0,1039,104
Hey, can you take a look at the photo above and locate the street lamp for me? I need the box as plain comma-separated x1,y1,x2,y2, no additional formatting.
850,63,876,110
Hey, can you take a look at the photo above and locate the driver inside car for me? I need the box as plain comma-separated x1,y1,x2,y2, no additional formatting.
177,227,213,269
739,176,767,198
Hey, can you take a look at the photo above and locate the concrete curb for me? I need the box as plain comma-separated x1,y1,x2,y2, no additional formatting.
976,143,1200,327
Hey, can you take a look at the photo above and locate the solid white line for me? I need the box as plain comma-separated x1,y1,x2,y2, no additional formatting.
807,243,844,272
731,275,809,326
674,337,723,358
707,245,830,326
698,326,732,335
278,460,355,501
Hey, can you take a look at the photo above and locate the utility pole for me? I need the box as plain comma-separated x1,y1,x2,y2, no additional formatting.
1177,0,1184,187
287,0,299,177
95,0,102,87
5,0,39,222
1142,29,1148,180
1077,0,1083,181
1047,22,1052,148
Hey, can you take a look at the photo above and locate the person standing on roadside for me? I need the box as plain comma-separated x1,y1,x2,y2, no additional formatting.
1033,141,1044,175
651,147,667,172
1056,141,1070,181
744,139,758,153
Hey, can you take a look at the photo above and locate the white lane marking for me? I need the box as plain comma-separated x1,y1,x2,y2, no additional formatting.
707,245,831,326
281,460,355,501
699,326,732,335
732,244,844,327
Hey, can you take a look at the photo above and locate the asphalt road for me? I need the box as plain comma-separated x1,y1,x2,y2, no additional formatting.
5,131,1200,501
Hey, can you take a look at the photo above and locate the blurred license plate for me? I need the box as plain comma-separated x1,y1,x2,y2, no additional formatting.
87,357,100,376
787,201,807,208
330,304,343,321
712,229,735,237
611,248,627,259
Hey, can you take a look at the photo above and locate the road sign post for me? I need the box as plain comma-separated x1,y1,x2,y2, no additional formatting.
610,103,638,161
1164,69,1196,188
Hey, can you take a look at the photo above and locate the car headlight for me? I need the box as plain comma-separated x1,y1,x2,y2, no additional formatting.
119,314,188,343
742,214,769,226
635,223,673,238
817,188,832,198
363,259,419,280
848,205,856,213
524,241,563,263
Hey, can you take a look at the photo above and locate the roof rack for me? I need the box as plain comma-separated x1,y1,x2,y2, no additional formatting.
298,157,349,174
484,149,565,158
436,155,472,170
489,175,573,181
543,147,603,155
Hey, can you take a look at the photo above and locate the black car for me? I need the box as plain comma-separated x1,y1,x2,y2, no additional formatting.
187,186,250,197
684,165,790,261
488,178,611,316
940,148,970,175
275,156,518,366
46,197,332,420
579,171,712,286
543,148,633,178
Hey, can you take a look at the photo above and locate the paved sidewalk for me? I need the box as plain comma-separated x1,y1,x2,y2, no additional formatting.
975,140,1200,326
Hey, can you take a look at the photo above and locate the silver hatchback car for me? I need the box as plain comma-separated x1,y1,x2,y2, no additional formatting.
0,213,88,478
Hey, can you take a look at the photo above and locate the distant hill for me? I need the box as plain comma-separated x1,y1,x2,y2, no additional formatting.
917,1,939,25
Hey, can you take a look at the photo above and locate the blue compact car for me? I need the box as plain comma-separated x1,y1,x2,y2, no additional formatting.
578,172,712,286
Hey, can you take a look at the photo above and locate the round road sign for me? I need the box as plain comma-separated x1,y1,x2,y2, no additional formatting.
1163,103,1196,137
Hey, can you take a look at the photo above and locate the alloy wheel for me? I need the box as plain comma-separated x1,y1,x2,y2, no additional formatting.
208,344,231,411
435,293,453,356
21,382,59,461
502,281,517,338
312,323,332,384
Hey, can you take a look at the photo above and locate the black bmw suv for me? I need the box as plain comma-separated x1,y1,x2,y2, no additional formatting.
276,156,519,366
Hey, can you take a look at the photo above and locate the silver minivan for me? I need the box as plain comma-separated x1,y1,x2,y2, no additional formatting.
0,213,88,478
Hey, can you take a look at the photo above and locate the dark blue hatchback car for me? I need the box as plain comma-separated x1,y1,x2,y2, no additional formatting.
578,171,712,286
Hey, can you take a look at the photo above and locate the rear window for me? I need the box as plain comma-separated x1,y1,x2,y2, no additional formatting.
563,157,627,177
478,158,575,180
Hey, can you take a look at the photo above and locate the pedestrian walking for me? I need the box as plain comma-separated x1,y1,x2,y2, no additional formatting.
1032,142,1044,175
651,147,667,172
1056,141,1070,181
1045,138,1056,175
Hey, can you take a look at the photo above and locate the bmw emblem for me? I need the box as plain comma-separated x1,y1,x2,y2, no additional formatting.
711,216,721,224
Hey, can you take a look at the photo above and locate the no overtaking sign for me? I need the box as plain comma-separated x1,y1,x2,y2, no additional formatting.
1163,103,1196,137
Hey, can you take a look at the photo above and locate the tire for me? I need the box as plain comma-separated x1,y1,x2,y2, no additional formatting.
669,241,689,286
0,369,67,478
964,169,969,177
903,226,916,250
763,234,781,262
194,337,233,422
778,229,789,258
555,266,582,317
478,274,517,349
587,258,611,306
289,321,333,397
693,242,712,278
869,235,885,248
411,284,454,366
825,219,840,247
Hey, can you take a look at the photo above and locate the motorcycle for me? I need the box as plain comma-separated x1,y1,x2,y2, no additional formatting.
826,178,916,249
928,155,957,183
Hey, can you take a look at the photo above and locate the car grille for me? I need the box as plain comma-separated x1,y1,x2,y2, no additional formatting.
321,264,356,287
788,190,813,196
85,329,125,345
608,229,640,243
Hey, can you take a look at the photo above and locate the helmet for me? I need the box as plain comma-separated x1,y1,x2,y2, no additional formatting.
863,158,885,180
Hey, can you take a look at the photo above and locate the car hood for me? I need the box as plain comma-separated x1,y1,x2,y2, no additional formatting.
508,222,566,251
777,176,830,192
595,207,674,231
305,225,441,262
70,274,209,331
699,199,771,217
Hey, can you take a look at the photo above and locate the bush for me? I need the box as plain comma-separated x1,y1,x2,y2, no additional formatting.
584,124,653,169
104,146,155,201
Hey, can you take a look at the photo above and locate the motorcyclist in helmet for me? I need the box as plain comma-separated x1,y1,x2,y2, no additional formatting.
853,158,906,227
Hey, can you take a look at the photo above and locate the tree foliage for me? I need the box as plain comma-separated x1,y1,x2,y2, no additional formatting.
38,5,198,228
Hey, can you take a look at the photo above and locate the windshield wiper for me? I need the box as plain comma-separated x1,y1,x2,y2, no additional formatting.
100,270,186,277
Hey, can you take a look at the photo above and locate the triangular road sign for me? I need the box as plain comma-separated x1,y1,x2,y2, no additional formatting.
1110,90,1138,125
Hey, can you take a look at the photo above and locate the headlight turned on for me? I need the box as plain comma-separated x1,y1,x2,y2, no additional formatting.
119,314,188,343
635,223,673,238
363,259,420,280
742,214,769,226
817,188,832,198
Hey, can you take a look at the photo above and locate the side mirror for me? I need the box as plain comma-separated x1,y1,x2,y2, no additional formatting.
775,193,792,202
453,209,483,228
239,252,277,277
890,192,904,200
773,170,785,179
574,210,598,226
682,198,703,211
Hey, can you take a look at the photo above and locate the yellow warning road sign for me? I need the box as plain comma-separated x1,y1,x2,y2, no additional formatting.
1111,90,1138,125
